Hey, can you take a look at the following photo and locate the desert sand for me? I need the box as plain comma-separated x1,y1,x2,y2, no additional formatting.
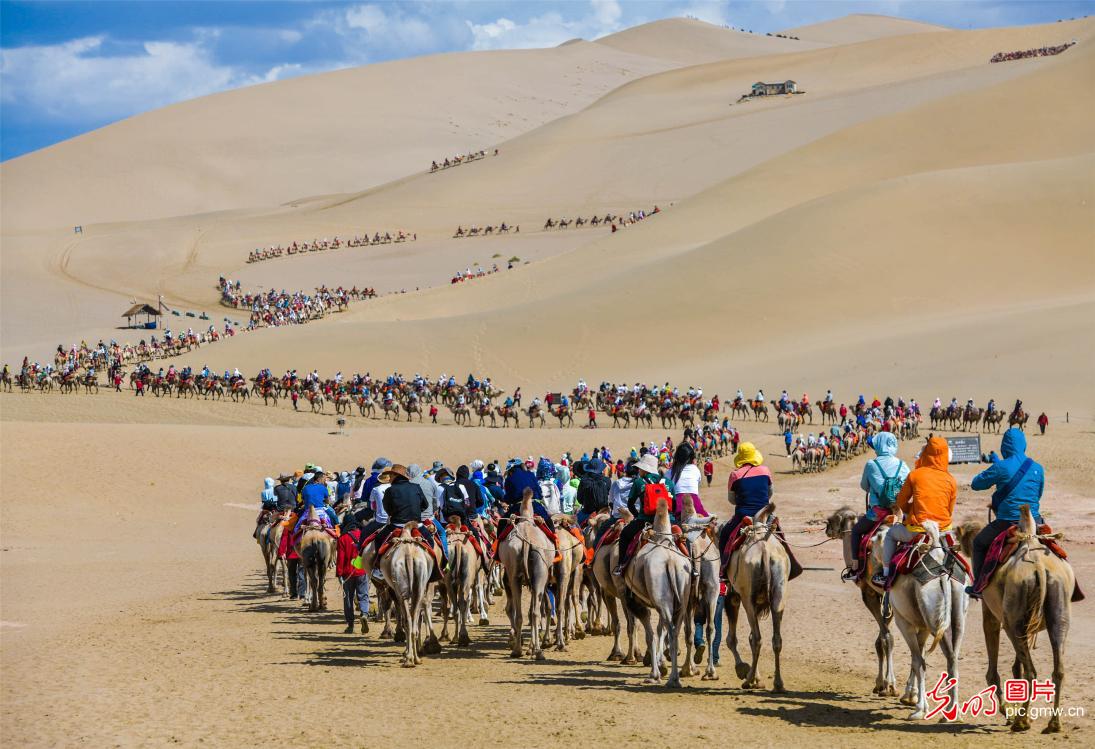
2,12,1093,746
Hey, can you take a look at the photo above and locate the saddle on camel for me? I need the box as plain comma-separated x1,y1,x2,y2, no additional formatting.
967,518,1079,600
355,465,442,582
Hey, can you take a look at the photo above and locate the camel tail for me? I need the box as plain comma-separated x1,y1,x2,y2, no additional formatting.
753,542,772,620
1024,557,1048,644
921,521,949,654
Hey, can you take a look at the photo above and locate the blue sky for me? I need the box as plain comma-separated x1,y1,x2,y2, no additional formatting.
2,1,1090,160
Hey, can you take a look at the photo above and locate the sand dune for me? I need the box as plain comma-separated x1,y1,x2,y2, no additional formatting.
593,17,826,62
0,43,675,232
781,13,949,45
4,14,1095,746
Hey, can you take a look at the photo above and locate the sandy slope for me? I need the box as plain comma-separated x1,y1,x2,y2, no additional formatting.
0,43,673,232
782,13,950,45
7,17,1089,372
594,16,827,62
50,21,1089,411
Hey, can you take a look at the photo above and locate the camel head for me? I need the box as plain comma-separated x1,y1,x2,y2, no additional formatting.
520,488,534,519
679,492,696,523
755,502,776,527
825,506,857,539
955,519,983,557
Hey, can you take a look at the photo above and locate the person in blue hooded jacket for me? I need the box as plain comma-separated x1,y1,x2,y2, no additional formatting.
966,427,1044,597
842,431,910,580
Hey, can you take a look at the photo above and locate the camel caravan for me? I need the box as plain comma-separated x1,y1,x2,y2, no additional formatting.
246,231,416,264
930,397,1028,433
452,222,518,237
430,149,494,172
218,280,373,330
543,205,662,232
252,420,1081,734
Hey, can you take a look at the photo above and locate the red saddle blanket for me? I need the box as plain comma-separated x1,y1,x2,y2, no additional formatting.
853,510,894,583
446,524,490,560
720,516,753,565
883,530,970,590
973,524,1072,595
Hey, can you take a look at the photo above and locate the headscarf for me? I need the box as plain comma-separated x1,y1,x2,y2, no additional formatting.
734,442,763,468
261,477,275,502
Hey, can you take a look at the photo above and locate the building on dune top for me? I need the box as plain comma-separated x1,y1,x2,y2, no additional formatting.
751,80,798,96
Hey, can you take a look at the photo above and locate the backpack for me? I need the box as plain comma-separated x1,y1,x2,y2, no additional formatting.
874,460,904,508
442,482,469,516
641,479,672,515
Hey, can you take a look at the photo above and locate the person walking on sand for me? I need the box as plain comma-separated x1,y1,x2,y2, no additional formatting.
336,512,370,633
703,459,714,487
1037,412,1049,435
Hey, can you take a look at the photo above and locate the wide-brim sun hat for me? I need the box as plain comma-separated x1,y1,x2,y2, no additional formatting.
634,454,659,475
379,464,411,483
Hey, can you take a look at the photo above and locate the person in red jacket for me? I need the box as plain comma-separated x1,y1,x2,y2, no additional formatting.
703,459,714,486
336,513,371,634
1037,412,1049,435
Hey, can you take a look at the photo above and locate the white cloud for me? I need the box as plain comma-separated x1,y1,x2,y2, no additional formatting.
465,0,630,50
0,36,300,124
327,3,438,56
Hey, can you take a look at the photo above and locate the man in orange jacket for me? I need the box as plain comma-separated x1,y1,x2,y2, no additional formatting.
872,436,957,587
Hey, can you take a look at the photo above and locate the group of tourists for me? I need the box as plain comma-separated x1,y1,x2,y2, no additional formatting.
452,223,518,237
544,205,662,232
990,40,1075,63
217,279,360,329
430,149,494,172
245,231,416,264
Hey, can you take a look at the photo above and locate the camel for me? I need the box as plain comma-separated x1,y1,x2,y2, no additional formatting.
623,498,691,687
818,400,838,424
826,508,898,696
357,394,375,417
444,525,488,646
497,490,553,660
591,513,641,663
295,508,335,612
963,407,984,432
380,399,399,420
257,510,290,595
495,405,520,428
553,406,574,428
725,504,789,691
476,404,496,427
609,406,630,428
451,403,470,425
550,516,586,651
402,398,423,422
526,404,545,429
750,400,769,422
1009,410,1030,430
884,519,967,720
983,410,1005,433
379,524,435,667
958,506,1076,733
679,499,721,680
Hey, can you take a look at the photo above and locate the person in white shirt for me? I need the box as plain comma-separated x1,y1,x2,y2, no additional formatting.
670,442,709,516
369,482,390,525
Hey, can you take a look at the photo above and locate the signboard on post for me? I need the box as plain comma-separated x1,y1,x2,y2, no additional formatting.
946,435,981,464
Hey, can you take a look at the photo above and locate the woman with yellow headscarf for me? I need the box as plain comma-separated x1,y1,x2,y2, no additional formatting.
717,442,802,579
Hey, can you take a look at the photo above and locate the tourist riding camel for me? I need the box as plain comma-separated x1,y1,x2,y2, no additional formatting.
613,453,675,575
718,443,802,579
872,437,956,587
966,427,1044,597
842,432,910,580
